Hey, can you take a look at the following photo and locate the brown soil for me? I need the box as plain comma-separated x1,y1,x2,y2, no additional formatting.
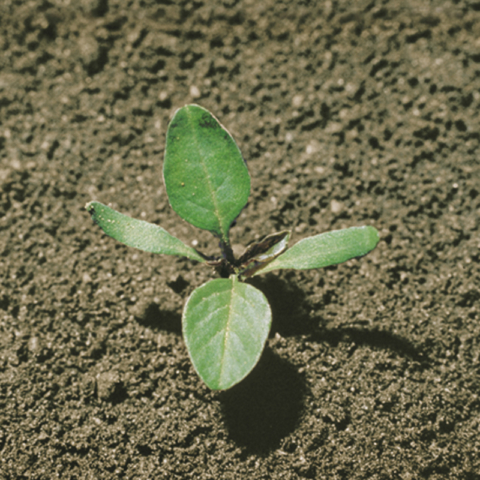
1,0,479,478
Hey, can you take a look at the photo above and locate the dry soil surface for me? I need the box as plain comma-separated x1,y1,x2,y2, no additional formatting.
1,0,480,478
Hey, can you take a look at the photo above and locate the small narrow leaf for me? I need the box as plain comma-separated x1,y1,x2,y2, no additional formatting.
255,226,379,275
86,201,205,263
183,276,271,390
236,230,290,278
164,104,250,244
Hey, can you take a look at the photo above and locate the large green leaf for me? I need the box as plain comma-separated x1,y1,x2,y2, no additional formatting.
86,201,205,263
254,226,379,275
183,276,271,390
163,104,250,244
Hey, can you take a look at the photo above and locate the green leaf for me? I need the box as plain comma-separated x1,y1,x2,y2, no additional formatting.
236,230,290,278
254,226,379,275
183,276,271,390
86,201,205,263
163,104,250,244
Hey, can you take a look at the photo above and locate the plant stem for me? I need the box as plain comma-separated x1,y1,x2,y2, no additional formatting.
220,240,236,266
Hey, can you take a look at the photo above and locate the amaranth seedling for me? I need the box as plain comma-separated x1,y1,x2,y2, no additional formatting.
86,104,379,390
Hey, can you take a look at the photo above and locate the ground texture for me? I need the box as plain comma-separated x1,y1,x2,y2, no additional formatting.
1,0,480,478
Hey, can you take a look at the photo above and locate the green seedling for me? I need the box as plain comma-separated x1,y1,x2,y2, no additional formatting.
86,105,379,390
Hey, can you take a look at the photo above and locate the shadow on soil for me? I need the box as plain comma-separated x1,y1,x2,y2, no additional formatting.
308,326,429,365
219,348,305,453
251,275,429,364
247,275,312,337
135,302,182,335
134,276,428,455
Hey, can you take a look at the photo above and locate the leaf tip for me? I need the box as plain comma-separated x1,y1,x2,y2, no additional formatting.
85,201,102,226
85,201,95,213
365,225,380,249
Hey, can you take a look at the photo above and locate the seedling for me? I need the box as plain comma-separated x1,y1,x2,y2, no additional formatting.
86,105,379,390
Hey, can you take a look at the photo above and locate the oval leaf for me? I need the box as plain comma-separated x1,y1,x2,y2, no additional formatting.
255,226,379,275
164,104,250,244
86,201,205,263
183,276,271,390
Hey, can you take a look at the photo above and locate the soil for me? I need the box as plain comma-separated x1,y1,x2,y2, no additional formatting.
1,0,479,478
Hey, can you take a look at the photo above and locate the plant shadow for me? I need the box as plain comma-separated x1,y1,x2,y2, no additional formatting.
134,302,182,335
250,274,429,365
247,275,314,337
135,276,429,454
219,348,306,454
308,325,430,365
